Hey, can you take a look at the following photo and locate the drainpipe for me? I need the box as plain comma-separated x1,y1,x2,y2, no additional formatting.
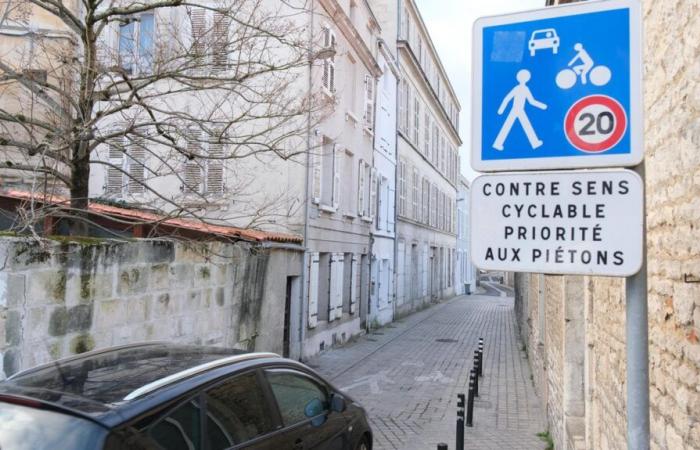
298,0,315,361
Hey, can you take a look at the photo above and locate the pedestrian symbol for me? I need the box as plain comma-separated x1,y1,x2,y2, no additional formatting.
493,69,547,151
471,0,642,172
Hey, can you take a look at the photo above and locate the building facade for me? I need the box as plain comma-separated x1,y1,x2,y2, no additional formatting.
393,0,462,316
456,176,476,295
368,39,400,328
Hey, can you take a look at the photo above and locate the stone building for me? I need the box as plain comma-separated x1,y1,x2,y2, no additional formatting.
514,1,700,449
372,0,462,317
456,176,476,295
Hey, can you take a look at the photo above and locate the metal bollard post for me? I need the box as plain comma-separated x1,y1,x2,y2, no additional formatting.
437,444,448,450
466,375,475,427
456,394,465,450
477,344,484,377
471,368,479,397
473,350,480,379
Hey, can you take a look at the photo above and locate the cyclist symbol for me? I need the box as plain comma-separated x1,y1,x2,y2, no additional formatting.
556,43,611,89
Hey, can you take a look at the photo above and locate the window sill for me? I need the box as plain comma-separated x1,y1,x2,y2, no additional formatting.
363,127,374,138
319,203,337,213
343,213,357,220
345,111,359,126
360,216,373,223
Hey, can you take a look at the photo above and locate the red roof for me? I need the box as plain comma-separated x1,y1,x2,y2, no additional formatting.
0,190,303,244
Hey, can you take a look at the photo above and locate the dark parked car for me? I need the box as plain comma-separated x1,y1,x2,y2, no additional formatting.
0,343,372,450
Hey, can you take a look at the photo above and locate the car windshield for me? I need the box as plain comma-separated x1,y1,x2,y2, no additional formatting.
533,30,554,39
0,400,106,450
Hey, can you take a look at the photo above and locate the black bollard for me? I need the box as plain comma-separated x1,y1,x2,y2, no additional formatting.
466,375,475,427
456,394,465,450
474,350,480,378
437,444,448,450
477,344,484,377
471,368,479,397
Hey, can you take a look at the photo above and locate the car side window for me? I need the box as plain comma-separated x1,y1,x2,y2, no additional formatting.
265,369,330,427
148,398,202,450
203,371,275,450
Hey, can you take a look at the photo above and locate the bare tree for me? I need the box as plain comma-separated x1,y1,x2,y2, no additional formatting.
0,0,330,236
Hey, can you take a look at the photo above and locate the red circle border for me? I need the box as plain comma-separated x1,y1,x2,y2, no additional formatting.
564,95,627,153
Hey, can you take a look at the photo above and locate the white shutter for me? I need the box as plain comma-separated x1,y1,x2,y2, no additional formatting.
369,168,377,219
329,253,343,321
308,253,320,329
184,129,203,193
357,158,365,216
349,254,358,314
127,137,146,194
364,74,374,129
189,7,207,72
106,136,124,195
311,144,321,203
211,10,231,70
96,20,118,70
207,133,224,194
332,145,340,209
329,32,336,91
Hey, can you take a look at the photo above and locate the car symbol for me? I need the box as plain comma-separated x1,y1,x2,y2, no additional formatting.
529,28,559,56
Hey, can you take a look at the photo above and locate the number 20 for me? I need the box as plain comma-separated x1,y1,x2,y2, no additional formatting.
579,111,614,135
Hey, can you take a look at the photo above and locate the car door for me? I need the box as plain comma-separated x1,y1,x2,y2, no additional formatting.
262,368,349,450
200,370,279,450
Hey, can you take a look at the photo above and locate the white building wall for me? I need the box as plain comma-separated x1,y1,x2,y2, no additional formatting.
369,45,398,328
456,176,476,295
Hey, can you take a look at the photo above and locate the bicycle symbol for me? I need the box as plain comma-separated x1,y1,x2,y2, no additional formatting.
555,43,611,89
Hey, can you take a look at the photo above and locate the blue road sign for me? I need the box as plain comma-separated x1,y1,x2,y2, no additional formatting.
472,0,642,172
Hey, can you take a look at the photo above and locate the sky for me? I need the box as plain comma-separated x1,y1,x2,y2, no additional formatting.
415,0,545,181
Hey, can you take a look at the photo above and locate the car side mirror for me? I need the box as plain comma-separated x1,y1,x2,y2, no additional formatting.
331,393,347,413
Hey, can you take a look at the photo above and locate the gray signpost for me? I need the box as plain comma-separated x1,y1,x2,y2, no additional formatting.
471,1,647,448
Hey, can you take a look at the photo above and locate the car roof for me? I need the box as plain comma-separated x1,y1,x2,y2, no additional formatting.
0,343,283,426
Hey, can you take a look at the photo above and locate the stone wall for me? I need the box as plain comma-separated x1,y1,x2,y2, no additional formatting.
0,237,302,379
514,1,700,449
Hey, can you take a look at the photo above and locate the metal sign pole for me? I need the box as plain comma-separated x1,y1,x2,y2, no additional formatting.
625,163,649,450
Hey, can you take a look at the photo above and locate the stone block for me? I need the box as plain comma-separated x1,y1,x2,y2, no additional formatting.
26,307,47,341
152,293,176,318
95,299,126,330
48,307,68,336
69,334,95,355
183,291,202,312
126,296,151,323
215,287,225,307
5,310,21,345
117,267,149,296
26,270,67,306
67,305,93,333
150,264,170,291
5,274,26,308
0,272,6,308
168,264,194,289
140,241,175,264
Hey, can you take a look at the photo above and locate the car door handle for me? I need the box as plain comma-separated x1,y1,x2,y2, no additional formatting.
293,438,304,450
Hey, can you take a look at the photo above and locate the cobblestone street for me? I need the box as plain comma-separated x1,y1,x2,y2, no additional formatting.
307,292,547,450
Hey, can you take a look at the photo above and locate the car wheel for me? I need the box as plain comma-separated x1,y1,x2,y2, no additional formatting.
355,436,370,450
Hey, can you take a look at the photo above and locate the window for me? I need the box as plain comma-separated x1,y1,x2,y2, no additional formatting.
413,98,420,145
320,138,335,207
412,168,419,221
105,134,148,196
399,80,408,134
341,149,356,215
149,398,202,450
424,113,431,157
322,27,337,92
364,74,374,129
398,160,407,217
432,124,439,166
183,129,226,195
266,370,329,426
204,372,275,448
120,14,155,74
190,9,232,71
422,177,430,224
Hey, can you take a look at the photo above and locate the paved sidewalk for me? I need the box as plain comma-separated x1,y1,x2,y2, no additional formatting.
306,294,547,450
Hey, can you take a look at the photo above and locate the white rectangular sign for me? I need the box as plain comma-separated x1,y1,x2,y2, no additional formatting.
470,170,643,276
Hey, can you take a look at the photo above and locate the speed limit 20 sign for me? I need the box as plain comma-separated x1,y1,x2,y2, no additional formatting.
565,95,627,153
472,0,643,171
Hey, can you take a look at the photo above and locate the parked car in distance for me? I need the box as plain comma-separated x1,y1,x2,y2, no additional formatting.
528,28,559,56
0,343,372,450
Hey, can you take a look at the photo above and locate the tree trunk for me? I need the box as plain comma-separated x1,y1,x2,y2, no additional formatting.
68,148,90,236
